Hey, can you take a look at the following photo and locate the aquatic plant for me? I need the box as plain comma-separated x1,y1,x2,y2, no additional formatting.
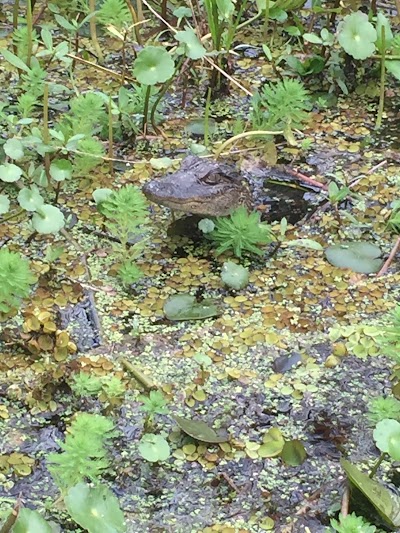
0,248,36,314
251,78,311,133
330,512,377,532
47,413,116,491
367,396,400,424
209,206,275,257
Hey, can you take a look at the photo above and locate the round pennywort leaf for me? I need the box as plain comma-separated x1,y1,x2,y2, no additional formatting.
374,419,400,460
133,46,175,85
138,434,170,462
50,159,73,182
0,194,10,214
0,163,23,183
176,29,206,60
32,204,65,234
4,137,25,161
18,186,44,211
337,11,376,60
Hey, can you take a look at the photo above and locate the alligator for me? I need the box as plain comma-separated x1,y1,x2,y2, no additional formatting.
142,155,322,223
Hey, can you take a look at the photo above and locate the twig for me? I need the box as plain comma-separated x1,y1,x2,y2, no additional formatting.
340,485,349,517
0,500,20,533
376,236,400,277
66,54,135,82
119,357,156,390
285,167,329,191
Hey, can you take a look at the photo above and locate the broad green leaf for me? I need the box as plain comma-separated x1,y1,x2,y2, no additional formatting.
174,416,228,443
0,49,30,72
337,12,376,60
258,427,285,457
341,458,400,528
93,188,113,205
41,28,53,50
386,60,400,81
18,186,44,211
281,439,307,466
376,12,393,53
0,163,23,183
216,0,235,20
12,508,53,533
65,483,126,533
0,194,10,214
221,261,249,290
138,434,170,462
303,33,322,44
164,293,221,321
325,241,383,273
32,205,65,234
54,14,77,31
4,138,24,160
176,29,206,60
132,46,175,85
50,159,73,181
374,419,400,460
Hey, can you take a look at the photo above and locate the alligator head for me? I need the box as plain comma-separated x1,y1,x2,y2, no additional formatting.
142,156,253,217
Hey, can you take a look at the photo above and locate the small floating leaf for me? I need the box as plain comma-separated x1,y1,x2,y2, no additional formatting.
174,416,228,443
258,427,285,457
281,439,307,466
325,241,383,274
164,294,220,321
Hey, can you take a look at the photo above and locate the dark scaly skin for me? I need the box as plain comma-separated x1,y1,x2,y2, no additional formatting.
142,156,253,217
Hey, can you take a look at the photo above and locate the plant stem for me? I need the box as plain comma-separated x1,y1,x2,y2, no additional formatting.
108,96,114,175
43,84,51,184
88,0,104,63
26,0,33,68
375,26,386,130
215,130,283,159
263,0,270,39
369,452,387,478
12,0,20,66
204,87,212,146
150,56,185,134
142,85,151,135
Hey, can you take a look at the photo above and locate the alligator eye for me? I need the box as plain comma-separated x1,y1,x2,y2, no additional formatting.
201,172,221,185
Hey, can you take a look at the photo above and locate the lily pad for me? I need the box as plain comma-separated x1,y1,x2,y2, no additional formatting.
325,241,382,273
174,416,228,443
281,439,307,466
65,483,126,533
164,293,221,321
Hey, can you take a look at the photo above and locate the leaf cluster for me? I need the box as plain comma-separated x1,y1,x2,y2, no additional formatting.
0,248,36,313
209,206,275,257
47,413,116,492
71,372,126,399
330,512,377,532
367,396,400,424
97,0,131,29
251,79,311,132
